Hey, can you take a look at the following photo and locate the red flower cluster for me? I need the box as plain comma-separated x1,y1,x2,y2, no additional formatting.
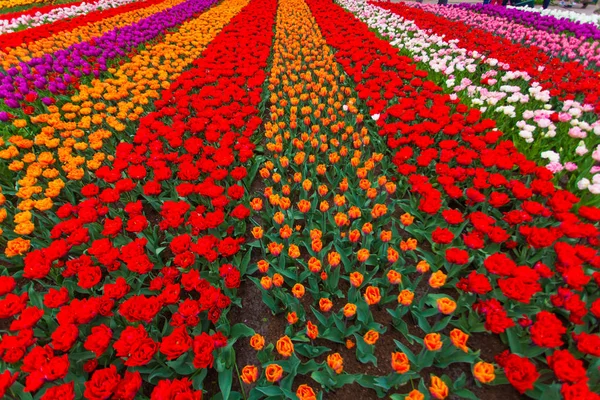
0,0,277,396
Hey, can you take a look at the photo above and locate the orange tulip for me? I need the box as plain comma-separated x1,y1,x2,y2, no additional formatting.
250,334,265,351
473,361,495,383
296,384,317,400
371,204,387,218
357,248,370,262
416,260,430,273
310,229,322,240
272,273,284,287
306,321,318,340
319,298,333,312
400,213,414,226
424,333,443,351
405,238,417,250
257,260,270,274
387,270,402,284
260,277,272,290
273,212,285,224
328,251,341,267
366,188,378,199
364,286,381,306
349,230,361,243
385,182,397,194
241,365,258,384
339,178,349,192
327,353,344,374
292,283,305,299
4,238,31,257
343,303,357,318
276,336,294,358
398,290,414,306
391,352,410,374
449,329,469,353
265,364,284,383
297,199,311,213
361,223,373,234
334,212,349,227
347,205,360,218
268,242,284,256
345,339,355,349
288,244,301,259
380,230,392,242
308,257,322,273
279,225,293,239
311,239,323,253
349,272,364,287
387,247,399,263
269,194,280,206
251,226,264,239
364,330,379,345
406,390,425,400
437,298,457,315
287,312,298,325
429,270,447,289
279,197,291,210
302,179,313,191
429,376,449,400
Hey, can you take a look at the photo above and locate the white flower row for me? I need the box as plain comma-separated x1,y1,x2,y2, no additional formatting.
0,0,138,34
506,5,600,27
338,0,600,196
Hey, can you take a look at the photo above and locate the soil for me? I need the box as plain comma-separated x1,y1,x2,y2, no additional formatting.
225,275,523,400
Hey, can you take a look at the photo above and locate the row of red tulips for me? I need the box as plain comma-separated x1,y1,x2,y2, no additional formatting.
0,0,275,397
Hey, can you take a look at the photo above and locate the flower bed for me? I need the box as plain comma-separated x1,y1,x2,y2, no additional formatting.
0,0,141,35
410,3,600,67
335,0,600,203
0,0,159,46
0,0,599,398
0,0,276,397
0,1,84,21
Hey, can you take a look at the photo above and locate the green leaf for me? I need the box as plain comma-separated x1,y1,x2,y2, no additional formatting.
311,306,329,327
256,385,284,397
416,348,436,369
231,323,255,340
355,334,377,366
295,343,331,358
311,370,334,388
504,328,523,355
219,368,233,400
393,340,418,365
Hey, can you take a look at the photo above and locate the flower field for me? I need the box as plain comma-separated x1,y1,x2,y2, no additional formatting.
0,0,599,398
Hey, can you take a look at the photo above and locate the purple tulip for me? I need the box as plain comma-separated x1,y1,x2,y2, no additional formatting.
456,4,600,41
0,0,217,108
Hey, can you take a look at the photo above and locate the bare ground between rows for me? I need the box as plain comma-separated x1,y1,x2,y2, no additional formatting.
225,274,523,400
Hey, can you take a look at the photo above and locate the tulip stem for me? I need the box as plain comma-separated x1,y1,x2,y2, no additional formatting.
235,362,247,400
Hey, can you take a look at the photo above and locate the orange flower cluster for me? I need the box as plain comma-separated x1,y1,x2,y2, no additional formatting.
242,0,498,393
0,0,249,246
0,0,44,11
